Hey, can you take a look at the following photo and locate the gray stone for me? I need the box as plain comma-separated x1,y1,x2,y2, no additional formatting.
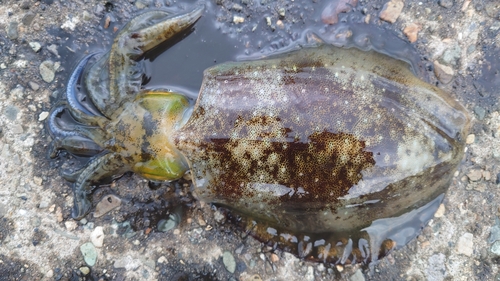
29,81,40,91
441,44,461,66
491,241,500,256
425,253,446,281
457,232,474,256
485,1,500,19
222,251,236,273
22,12,36,26
488,221,500,244
80,242,97,266
7,22,18,40
39,60,56,83
349,269,365,281
157,214,179,232
38,200,50,209
82,11,92,21
4,105,19,121
20,1,30,9
474,106,486,120
29,42,41,53
47,44,59,57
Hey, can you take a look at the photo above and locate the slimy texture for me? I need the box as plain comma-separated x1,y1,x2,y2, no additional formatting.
47,5,470,265
175,46,470,263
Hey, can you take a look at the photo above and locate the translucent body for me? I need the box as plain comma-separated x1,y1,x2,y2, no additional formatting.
174,46,470,263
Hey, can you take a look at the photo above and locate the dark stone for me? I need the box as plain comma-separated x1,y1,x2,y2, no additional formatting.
20,1,30,9
22,12,35,26
7,21,18,40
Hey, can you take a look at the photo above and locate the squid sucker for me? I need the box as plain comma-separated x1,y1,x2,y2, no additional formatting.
47,5,470,265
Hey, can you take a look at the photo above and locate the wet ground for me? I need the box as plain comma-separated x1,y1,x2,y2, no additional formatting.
1,0,500,280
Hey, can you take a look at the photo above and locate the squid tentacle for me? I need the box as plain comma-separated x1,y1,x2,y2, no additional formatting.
71,153,127,219
66,53,99,116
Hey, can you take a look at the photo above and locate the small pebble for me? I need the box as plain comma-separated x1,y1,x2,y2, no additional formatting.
434,203,445,218
38,200,50,209
466,134,475,144
90,226,104,248
270,253,279,263
79,266,90,275
197,214,206,226
157,214,179,232
93,194,121,217
232,3,243,11
65,221,78,231
29,81,40,91
45,269,54,278
403,23,420,43
223,251,236,273
379,0,404,23
491,241,500,256
474,106,486,120
483,170,491,181
433,60,454,84
29,42,42,52
438,0,453,9
38,111,49,121
467,169,483,182
7,22,19,40
39,60,56,83
23,12,36,26
157,256,168,264
80,242,98,266
441,44,461,66
233,16,245,24
82,11,92,21
278,7,286,18
489,223,500,244
47,44,59,57
457,232,473,256
56,207,63,222
33,176,43,185
20,1,30,9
